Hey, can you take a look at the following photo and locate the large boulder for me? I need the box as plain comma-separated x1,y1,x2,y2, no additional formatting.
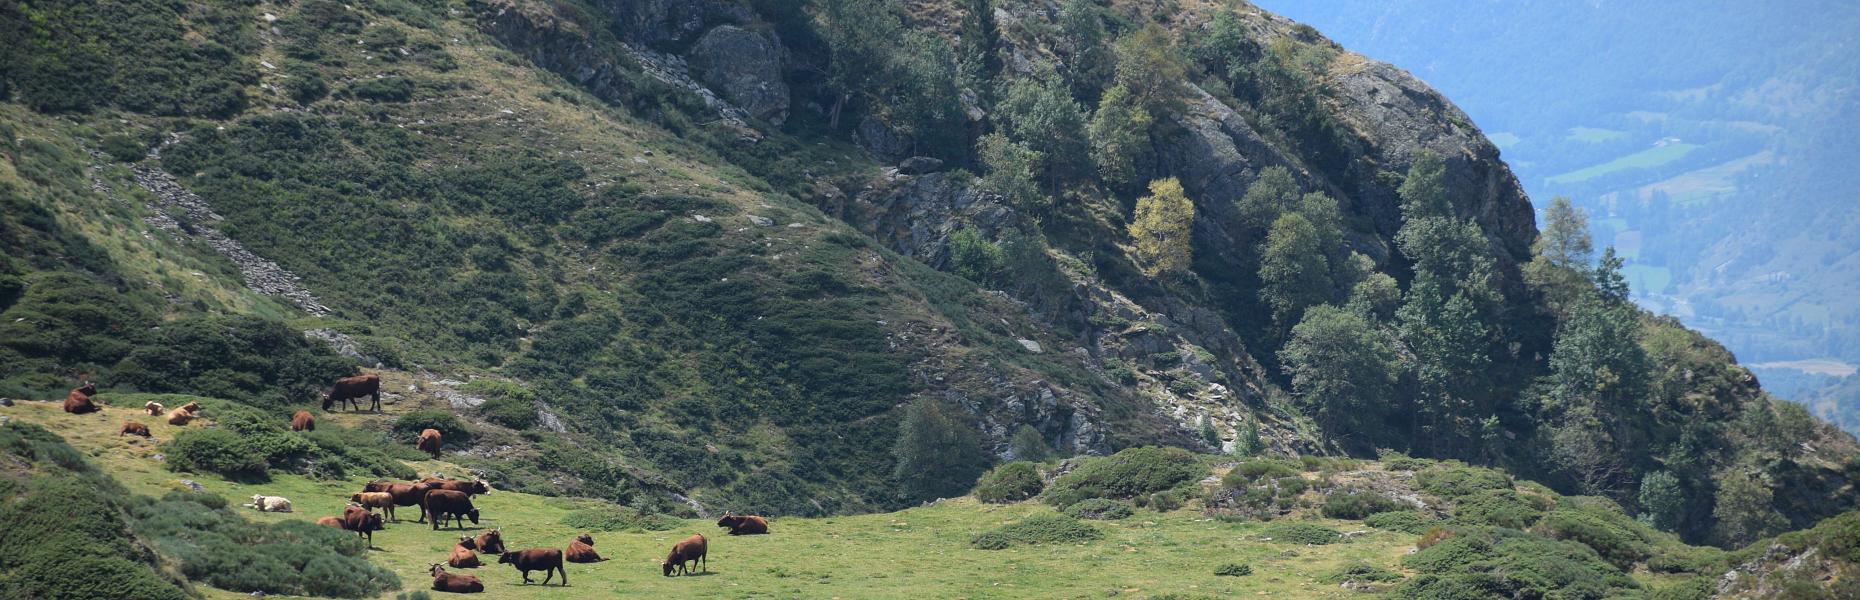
687,25,789,124
586,0,753,47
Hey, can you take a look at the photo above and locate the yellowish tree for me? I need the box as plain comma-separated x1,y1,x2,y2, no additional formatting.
1131,178,1196,277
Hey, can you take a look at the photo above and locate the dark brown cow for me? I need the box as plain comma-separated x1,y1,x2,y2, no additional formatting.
324,373,381,412
661,534,707,576
63,382,99,414
498,548,566,586
471,528,506,555
422,477,491,496
717,512,769,535
382,482,437,523
448,536,481,568
416,428,442,459
119,422,151,437
423,489,480,530
565,533,606,563
430,564,485,593
342,505,386,546
291,410,315,431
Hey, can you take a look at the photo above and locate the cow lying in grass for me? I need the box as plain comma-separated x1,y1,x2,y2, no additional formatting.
63,382,98,414
430,564,484,593
449,536,481,568
566,533,607,563
120,422,150,437
717,512,769,535
250,494,292,512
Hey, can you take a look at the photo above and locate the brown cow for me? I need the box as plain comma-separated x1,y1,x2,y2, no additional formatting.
350,492,397,521
423,489,480,530
565,533,607,563
166,408,198,426
416,428,442,459
498,548,566,586
144,401,164,416
324,373,381,412
717,512,769,535
422,478,491,496
119,422,151,437
471,528,506,555
448,536,481,568
381,482,437,523
63,382,99,414
430,564,485,593
177,401,200,414
316,516,345,529
291,410,315,431
341,504,386,546
661,534,707,576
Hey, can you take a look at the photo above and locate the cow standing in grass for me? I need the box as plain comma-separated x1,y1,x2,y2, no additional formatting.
499,548,566,586
662,534,707,576
63,382,98,414
423,489,480,530
416,428,442,459
291,410,315,431
351,491,397,521
341,505,385,546
324,373,381,412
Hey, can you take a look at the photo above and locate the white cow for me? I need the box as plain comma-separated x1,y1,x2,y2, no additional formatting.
251,495,293,513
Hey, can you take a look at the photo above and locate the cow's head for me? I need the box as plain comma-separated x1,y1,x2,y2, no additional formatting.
321,392,334,410
717,513,737,528
458,535,477,550
363,513,385,532
76,382,96,395
252,494,266,505
662,559,677,577
469,480,490,494
466,508,480,525
429,563,446,578
576,533,594,546
478,528,505,554
497,553,517,565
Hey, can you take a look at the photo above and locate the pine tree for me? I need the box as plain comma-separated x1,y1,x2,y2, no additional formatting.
1130,178,1195,277
1398,150,1449,219
893,397,990,503
1534,196,1593,270
1057,0,1113,99
1259,213,1331,334
1712,467,1788,546
997,76,1089,183
1087,84,1153,187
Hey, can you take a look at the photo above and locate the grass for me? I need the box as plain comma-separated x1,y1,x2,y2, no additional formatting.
1547,142,1702,185
3,400,1411,599
1566,126,1628,144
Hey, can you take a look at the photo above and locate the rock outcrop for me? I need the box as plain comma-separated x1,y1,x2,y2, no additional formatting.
687,25,788,124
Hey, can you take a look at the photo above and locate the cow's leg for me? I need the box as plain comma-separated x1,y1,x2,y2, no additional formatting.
371,390,381,412
521,570,533,584
558,565,567,585
701,553,707,572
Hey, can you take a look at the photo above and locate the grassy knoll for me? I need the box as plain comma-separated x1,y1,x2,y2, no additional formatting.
4,400,1411,599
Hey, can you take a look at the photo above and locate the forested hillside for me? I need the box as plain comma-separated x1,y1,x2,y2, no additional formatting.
2,3,1858,597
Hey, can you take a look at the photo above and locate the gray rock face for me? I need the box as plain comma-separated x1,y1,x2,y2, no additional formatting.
848,171,1014,265
585,0,753,47
856,115,913,163
687,25,788,124
897,156,944,175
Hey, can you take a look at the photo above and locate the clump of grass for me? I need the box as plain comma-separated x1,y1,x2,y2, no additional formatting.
1214,563,1252,576
1064,498,1133,520
1365,510,1437,534
1261,522,1342,545
1317,562,1402,585
971,513,1103,549
560,505,680,532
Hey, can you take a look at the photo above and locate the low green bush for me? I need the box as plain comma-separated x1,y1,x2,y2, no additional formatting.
1398,526,1637,599
1318,562,1403,585
469,380,539,430
1224,458,1301,486
1147,490,1184,512
1646,544,1726,574
560,505,680,532
1214,563,1252,577
971,513,1103,549
1416,464,1513,498
1365,510,1437,535
1451,489,1548,529
1377,450,1434,472
1065,498,1133,520
974,461,1045,503
135,491,400,597
1322,491,1403,519
1532,506,1654,569
392,410,473,443
1262,522,1342,545
164,428,269,479
1043,447,1202,508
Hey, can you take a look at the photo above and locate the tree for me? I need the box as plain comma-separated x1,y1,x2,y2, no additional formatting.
1594,246,1630,303
1549,291,1649,417
818,0,900,127
947,226,1005,284
1113,23,1187,115
1237,166,1300,234
997,76,1090,183
893,396,990,503
1130,178,1196,277
1280,305,1401,443
1197,415,1221,447
1087,84,1153,187
1235,418,1262,456
1009,425,1056,462
1347,272,1401,323
977,133,1045,212
1397,150,1450,219
1057,0,1113,99
956,0,1000,90
1636,470,1685,532
1397,277,1491,454
1259,214,1331,333
1712,467,1787,547
887,31,968,158
1535,196,1593,270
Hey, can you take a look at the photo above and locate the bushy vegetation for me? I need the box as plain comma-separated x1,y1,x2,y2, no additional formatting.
0,0,255,117
1043,447,1203,508
1365,510,1437,535
560,505,681,532
158,397,416,481
1064,498,1134,520
391,410,474,444
1321,491,1403,519
1261,522,1342,545
1213,563,1252,577
134,491,400,597
971,513,1103,550
164,428,271,480
464,379,539,430
973,461,1045,504
1450,489,1550,529
1395,526,1639,599
1317,562,1403,585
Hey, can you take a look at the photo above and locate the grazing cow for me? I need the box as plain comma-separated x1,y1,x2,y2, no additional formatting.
423,489,480,530
324,373,381,412
661,534,707,576
350,491,397,521
717,512,769,535
291,410,315,431
119,422,151,437
166,409,197,426
63,382,99,414
416,428,443,459
429,564,484,594
144,401,164,416
471,528,506,555
341,504,386,545
448,536,482,568
250,495,293,513
423,478,491,496
498,548,566,586
380,482,436,523
565,533,607,563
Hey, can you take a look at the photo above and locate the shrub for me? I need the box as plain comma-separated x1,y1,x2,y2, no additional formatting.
1532,507,1653,569
164,429,268,479
1322,491,1403,520
347,77,413,102
1366,510,1436,535
1646,544,1726,574
1416,464,1513,498
1065,498,1133,520
1223,458,1300,487
1417,527,1454,549
1147,491,1184,512
1318,562,1403,585
472,382,538,430
1262,522,1341,545
974,461,1045,503
1214,563,1252,577
392,410,473,443
1451,489,1547,529
1398,526,1637,599
971,513,1102,549
560,505,680,532
135,492,400,597
1043,447,1202,508
1378,450,1433,472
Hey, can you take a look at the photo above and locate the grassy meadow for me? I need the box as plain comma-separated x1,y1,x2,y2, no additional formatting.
4,399,1413,599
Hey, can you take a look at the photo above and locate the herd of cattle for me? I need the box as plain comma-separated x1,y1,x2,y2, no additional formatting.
59,376,777,593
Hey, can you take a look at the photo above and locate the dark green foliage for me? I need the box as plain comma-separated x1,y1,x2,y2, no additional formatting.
392,410,474,444
0,0,254,117
163,428,270,480
465,380,538,430
1145,490,1184,512
1223,458,1301,486
1318,562,1403,585
346,77,414,102
971,513,1102,549
947,227,1006,285
134,491,401,597
1365,510,1437,534
560,506,680,532
1416,464,1514,498
1043,447,1203,508
1281,305,1401,444
1322,491,1403,520
974,461,1045,504
1009,425,1056,462
101,134,151,163
1213,563,1252,577
113,316,356,406
1532,505,1657,569
1261,522,1342,545
1397,526,1639,599
1064,498,1134,520
1451,490,1548,529
1646,544,1726,574
284,62,330,105
893,396,990,503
